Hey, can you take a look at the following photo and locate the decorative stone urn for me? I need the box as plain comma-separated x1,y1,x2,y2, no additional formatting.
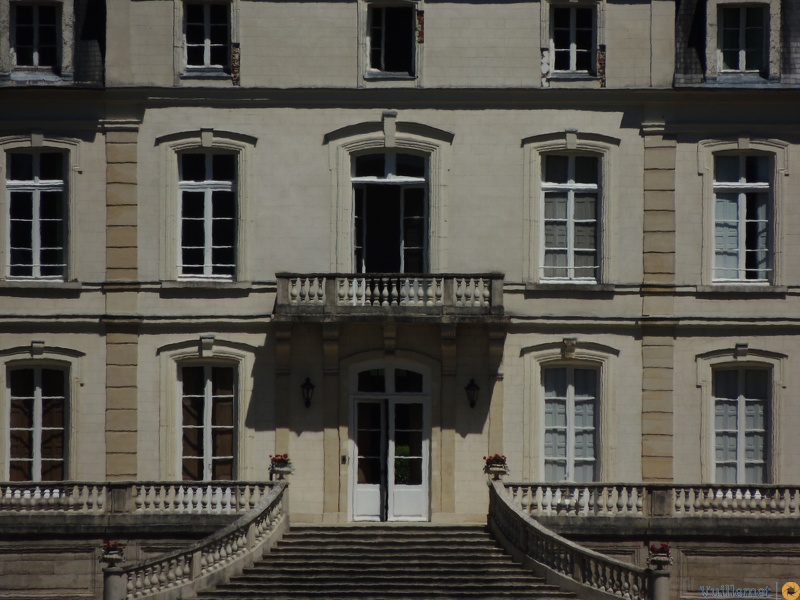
270,466,294,481
99,542,126,568
646,543,673,570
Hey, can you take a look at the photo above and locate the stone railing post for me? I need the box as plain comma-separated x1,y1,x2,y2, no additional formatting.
108,483,131,513
103,567,126,600
324,277,336,311
648,487,673,517
648,566,671,600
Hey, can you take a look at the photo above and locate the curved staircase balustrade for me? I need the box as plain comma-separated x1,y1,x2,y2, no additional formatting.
106,481,288,600
488,480,655,600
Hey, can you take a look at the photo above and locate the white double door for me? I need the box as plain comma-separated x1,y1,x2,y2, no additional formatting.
352,398,429,521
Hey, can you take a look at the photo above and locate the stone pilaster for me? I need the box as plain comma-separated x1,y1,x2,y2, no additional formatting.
487,327,506,456
274,324,292,454
641,124,676,482
322,324,340,519
438,324,457,515
104,125,140,480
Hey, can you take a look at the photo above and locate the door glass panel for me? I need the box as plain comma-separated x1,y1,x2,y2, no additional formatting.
394,402,423,429
358,369,385,392
357,403,383,485
395,456,422,485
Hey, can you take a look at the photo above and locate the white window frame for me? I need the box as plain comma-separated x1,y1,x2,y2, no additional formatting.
183,1,230,72
358,0,423,87
178,152,237,280
523,130,618,285
325,116,453,273
11,3,61,70
521,341,620,482
540,153,600,282
697,138,788,287
542,364,598,483
712,154,771,282
352,152,428,274
712,366,769,484
718,6,765,73
695,348,784,484
705,0,780,82
6,150,67,280
179,363,236,481
549,5,596,74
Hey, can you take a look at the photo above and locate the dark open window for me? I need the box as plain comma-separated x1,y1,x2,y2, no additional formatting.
369,5,415,76
13,4,59,70
352,153,427,273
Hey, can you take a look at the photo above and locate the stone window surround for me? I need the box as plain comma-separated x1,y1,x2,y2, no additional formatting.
696,137,789,287
0,343,84,481
357,0,424,88
0,0,75,80
325,113,453,273
540,0,605,88
157,337,257,481
695,347,785,484
704,0,781,82
155,128,256,283
522,130,619,285
172,0,239,84
0,134,80,281
521,341,620,482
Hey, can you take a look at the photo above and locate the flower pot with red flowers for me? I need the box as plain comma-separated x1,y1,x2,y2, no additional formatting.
647,542,672,569
99,540,126,567
269,454,294,480
483,454,509,480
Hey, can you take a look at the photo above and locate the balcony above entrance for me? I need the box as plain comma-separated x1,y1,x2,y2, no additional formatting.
275,273,504,322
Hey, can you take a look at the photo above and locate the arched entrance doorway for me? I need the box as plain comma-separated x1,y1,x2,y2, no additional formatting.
349,362,430,521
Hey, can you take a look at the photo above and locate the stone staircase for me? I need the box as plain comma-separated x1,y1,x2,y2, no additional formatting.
197,524,577,599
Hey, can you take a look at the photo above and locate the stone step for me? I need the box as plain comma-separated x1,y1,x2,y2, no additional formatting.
199,593,575,600
232,573,543,584
246,562,524,573
269,544,508,555
206,582,573,595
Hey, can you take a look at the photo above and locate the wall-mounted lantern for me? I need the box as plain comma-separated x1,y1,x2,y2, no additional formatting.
464,379,479,408
301,377,315,408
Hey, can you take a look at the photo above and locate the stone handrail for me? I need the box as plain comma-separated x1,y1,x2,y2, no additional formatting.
0,482,107,512
276,272,503,313
500,482,800,519
673,485,800,517
107,481,288,600
0,481,272,515
489,480,656,600
504,483,646,518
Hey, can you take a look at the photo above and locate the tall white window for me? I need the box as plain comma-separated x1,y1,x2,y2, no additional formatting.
541,154,599,281
713,154,770,281
184,2,230,71
180,365,235,481
352,152,427,273
551,6,595,73
367,5,416,76
178,153,237,278
7,152,67,279
8,366,67,482
12,4,59,70
543,366,597,482
713,367,768,484
719,6,765,73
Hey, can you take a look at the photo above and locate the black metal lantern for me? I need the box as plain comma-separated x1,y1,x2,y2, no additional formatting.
301,377,315,408
464,379,479,408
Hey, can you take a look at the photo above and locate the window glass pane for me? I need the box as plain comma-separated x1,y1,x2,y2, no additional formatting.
575,8,593,29
15,5,33,24
396,154,425,178
395,431,422,456
186,23,204,44
574,369,597,399
575,30,592,53
746,7,764,28
544,156,568,184
544,193,567,220
40,429,64,459
9,154,33,181
716,464,736,484
394,457,422,485
574,400,595,428
9,368,35,397
573,194,596,220
714,370,739,400
715,156,740,182
574,156,598,184
358,458,381,484
182,426,203,457
10,430,33,461
395,402,423,430
745,432,764,460
574,224,596,250
545,223,567,248
545,460,566,482
381,6,414,74
552,8,569,29
545,400,566,427
40,460,64,481
358,369,385,393
395,369,423,394
543,251,568,278
39,154,63,180
182,458,203,481
745,463,764,484
41,369,64,398
212,458,233,480
355,154,385,178
554,50,570,71
212,428,232,456
358,429,382,457
212,398,233,427
544,430,567,457
544,368,567,398
744,370,768,400
721,8,739,29
573,461,594,483
181,154,207,181
10,399,33,429
212,155,235,181
209,46,228,67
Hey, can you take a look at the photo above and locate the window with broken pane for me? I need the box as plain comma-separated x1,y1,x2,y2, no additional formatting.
7,151,67,279
12,4,59,70
178,152,237,278
185,2,230,71
541,154,599,281
352,152,427,273
551,6,595,74
719,6,765,73
713,154,771,282
181,365,235,481
9,366,67,482
368,5,415,76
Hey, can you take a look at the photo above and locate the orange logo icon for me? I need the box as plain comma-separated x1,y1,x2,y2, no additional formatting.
783,582,800,600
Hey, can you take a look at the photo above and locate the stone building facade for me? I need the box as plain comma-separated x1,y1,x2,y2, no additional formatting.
1,0,799,597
